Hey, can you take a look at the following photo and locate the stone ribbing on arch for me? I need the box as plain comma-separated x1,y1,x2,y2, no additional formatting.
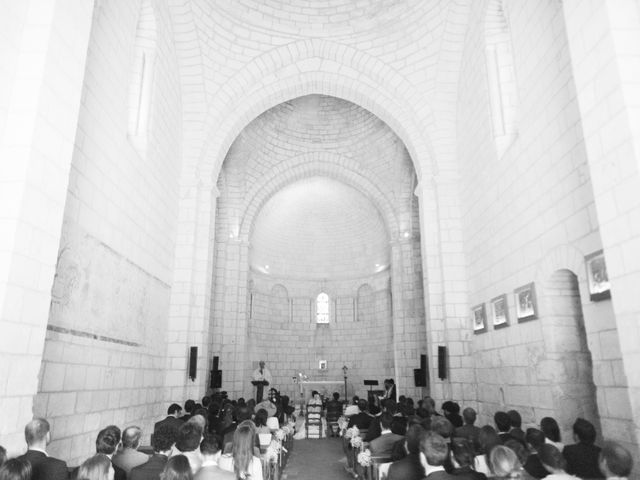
194,39,437,182
237,152,401,242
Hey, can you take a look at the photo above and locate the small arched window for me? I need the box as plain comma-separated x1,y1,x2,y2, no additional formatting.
316,292,329,324
485,0,519,157
128,0,156,153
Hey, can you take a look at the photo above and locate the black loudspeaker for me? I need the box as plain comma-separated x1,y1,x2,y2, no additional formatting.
188,346,198,381
414,368,426,387
212,356,219,371
420,354,427,372
211,370,222,388
438,346,447,380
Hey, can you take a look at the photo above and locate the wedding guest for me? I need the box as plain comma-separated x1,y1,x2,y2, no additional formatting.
598,442,633,480
193,436,233,480
17,418,68,480
540,418,563,451
562,418,603,479
419,431,456,480
450,437,487,480
130,425,175,480
507,411,525,443
455,408,482,453
77,455,113,480
475,426,501,476
539,444,578,480
112,426,149,475
442,402,463,428
523,428,549,479
489,445,522,480
160,455,191,480
387,424,426,480
218,422,263,480
0,459,32,480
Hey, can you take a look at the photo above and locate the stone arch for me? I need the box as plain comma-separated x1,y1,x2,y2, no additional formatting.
535,244,589,298
197,39,437,184
238,152,401,242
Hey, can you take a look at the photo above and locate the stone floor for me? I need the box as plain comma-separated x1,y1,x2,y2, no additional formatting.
282,436,354,480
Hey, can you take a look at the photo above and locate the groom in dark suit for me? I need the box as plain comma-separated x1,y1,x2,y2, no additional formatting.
17,418,68,480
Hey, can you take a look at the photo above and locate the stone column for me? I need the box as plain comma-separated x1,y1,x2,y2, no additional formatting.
164,178,219,401
414,174,472,403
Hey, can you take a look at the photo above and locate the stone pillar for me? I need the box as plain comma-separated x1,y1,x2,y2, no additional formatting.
0,1,94,456
414,174,472,403
164,178,219,401
211,236,251,398
562,0,640,455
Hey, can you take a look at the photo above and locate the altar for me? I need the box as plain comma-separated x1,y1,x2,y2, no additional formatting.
298,380,345,403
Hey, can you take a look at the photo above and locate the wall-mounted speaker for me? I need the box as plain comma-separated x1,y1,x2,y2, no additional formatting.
414,368,426,387
212,356,219,371
420,354,427,372
437,346,447,380
211,370,222,389
188,346,198,381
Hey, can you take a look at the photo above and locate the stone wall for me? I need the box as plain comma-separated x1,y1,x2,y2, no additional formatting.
34,0,183,465
457,0,633,450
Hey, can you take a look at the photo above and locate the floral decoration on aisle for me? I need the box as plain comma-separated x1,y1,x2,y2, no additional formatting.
357,449,372,467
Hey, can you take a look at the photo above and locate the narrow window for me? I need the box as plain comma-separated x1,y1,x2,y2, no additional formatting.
316,292,329,324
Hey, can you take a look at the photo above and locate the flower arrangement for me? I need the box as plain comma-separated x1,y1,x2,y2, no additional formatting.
338,416,349,431
274,429,285,441
344,426,359,439
281,424,294,436
350,435,363,449
265,439,281,462
357,449,372,467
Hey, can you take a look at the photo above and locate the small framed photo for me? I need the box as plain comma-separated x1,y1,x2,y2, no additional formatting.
586,250,611,301
515,282,537,322
472,304,487,333
318,360,327,370
491,294,509,329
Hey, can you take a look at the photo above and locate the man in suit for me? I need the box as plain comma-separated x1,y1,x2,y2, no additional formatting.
194,435,234,480
494,411,513,443
154,404,183,435
455,408,482,453
419,431,457,480
369,413,404,457
17,418,68,480
387,424,425,480
112,426,150,477
563,418,604,479
96,425,127,480
130,425,175,480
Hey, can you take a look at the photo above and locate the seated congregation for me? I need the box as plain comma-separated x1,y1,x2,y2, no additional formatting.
340,395,633,480
0,391,633,480
0,390,295,480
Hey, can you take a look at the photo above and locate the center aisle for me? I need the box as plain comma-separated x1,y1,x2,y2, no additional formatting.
282,437,354,480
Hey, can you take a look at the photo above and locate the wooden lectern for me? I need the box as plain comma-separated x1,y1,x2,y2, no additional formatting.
252,380,269,402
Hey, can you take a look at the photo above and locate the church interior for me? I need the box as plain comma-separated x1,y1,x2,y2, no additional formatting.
1,0,640,473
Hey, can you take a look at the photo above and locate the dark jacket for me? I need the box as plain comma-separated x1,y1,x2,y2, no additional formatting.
563,443,604,479
17,450,68,480
130,454,169,480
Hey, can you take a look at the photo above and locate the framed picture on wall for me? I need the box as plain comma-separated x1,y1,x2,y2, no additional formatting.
515,282,537,322
318,360,327,370
472,304,487,333
491,294,509,329
586,250,611,301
